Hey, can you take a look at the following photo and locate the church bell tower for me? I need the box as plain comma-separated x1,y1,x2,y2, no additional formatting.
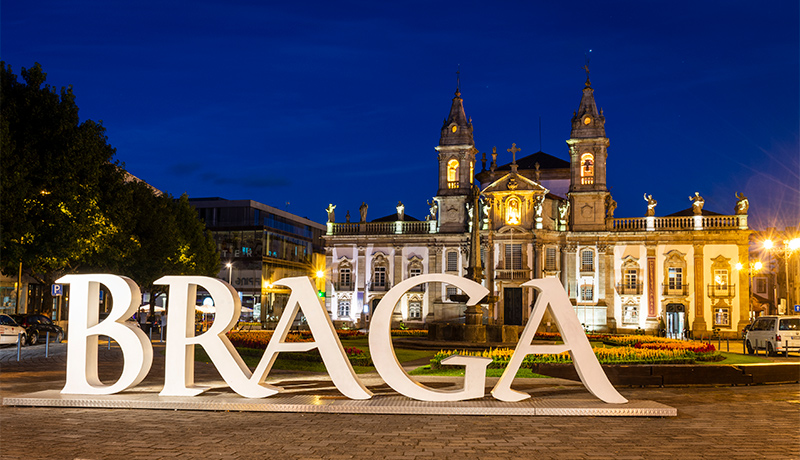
567,73,610,231
435,87,476,233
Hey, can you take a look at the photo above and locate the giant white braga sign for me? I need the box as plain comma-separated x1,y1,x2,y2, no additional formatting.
56,274,627,404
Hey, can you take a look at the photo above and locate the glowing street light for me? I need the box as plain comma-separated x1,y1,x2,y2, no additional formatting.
763,236,800,311
226,262,233,284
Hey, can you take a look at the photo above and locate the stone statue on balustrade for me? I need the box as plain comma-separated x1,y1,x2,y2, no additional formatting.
605,195,617,218
396,201,405,221
689,192,704,215
644,193,657,216
534,195,544,217
426,199,438,221
359,202,368,223
735,192,749,215
558,200,570,224
326,204,336,223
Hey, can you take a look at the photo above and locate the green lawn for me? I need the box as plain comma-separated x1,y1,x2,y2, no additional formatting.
194,336,776,375
700,352,772,365
409,365,548,378
195,337,438,374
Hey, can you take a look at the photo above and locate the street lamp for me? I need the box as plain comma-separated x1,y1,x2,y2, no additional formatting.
226,262,232,284
764,237,800,313
736,260,763,320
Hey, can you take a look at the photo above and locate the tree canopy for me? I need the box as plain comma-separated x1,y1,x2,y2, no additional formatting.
1,62,219,312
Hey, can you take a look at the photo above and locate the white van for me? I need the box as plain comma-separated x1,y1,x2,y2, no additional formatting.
745,315,800,356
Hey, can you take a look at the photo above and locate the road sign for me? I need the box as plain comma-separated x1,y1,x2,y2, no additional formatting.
51,284,63,296
794,304,800,313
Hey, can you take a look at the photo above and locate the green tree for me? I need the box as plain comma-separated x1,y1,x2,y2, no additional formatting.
1,62,124,311
120,184,219,312
1,62,219,314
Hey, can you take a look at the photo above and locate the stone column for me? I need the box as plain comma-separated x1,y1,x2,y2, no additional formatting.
427,246,442,322
324,247,333,315
737,243,750,333
602,244,617,333
645,245,659,332
357,246,367,316
486,233,496,324
392,246,403,327
563,244,577,301
393,246,403,287
533,242,542,280
692,244,707,333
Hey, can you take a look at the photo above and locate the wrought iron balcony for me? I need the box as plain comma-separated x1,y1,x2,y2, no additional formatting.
707,284,736,298
333,282,352,291
662,283,689,296
615,282,643,295
367,281,391,292
495,269,532,280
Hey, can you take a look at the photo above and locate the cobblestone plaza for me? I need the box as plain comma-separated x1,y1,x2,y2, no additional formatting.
1,342,798,459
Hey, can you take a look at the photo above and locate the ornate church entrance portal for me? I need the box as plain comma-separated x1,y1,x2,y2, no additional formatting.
665,303,685,339
504,287,523,326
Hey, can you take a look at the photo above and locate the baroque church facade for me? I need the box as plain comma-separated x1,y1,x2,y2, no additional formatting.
322,76,751,339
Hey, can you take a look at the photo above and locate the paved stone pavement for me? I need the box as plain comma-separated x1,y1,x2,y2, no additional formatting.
1,341,798,460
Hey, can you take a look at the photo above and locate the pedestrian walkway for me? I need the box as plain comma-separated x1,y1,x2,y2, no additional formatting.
1,341,798,459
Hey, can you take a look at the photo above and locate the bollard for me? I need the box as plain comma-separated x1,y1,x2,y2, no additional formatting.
726,338,729,352
160,326,164,343
46,331,50,358
149,326,153,341
16,333,22,361
108,336,111,350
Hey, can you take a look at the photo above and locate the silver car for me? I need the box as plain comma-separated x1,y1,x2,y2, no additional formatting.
0,314,27,345
745,315,800,356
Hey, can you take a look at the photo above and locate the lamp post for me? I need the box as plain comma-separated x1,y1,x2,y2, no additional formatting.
226,262,233,284
735,260,762,320
764,237,800,313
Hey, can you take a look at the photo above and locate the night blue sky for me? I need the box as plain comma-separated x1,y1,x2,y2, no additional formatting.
3,1,798,230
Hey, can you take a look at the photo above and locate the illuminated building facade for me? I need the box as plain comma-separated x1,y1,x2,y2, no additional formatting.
323,76,752,339
191,198,326,320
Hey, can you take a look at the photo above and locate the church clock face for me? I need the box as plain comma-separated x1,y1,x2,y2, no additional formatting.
583,116,592,125
451,125,458,133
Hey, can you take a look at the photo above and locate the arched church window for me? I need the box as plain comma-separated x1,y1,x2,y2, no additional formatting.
447,159,459,189
505,197,521,225
580,153,594,185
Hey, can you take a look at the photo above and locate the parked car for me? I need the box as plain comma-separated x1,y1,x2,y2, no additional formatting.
745,315,800,356
0,314,27,346
10,314,64,345
740,321,753,339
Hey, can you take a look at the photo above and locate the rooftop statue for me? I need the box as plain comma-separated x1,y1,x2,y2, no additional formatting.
644,193,657,216
326,204,336,223
605,195,617,218
735,192,749,215
689,192,704,215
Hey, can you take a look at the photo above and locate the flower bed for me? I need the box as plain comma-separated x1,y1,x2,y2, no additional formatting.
226,329,368,349
390,329,428,337
430,343,718,369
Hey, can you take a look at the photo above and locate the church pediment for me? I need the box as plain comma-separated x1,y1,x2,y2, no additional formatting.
481,172,549,194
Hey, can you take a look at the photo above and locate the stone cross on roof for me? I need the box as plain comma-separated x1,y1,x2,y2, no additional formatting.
507,143,520,164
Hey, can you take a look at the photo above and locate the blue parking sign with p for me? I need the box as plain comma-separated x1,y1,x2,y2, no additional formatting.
51,284,63,296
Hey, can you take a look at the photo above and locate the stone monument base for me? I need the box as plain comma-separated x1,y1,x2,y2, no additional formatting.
2,390,676,417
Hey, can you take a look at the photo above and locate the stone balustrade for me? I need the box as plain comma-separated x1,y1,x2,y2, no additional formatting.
609,215,746,232
327,220,436,235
